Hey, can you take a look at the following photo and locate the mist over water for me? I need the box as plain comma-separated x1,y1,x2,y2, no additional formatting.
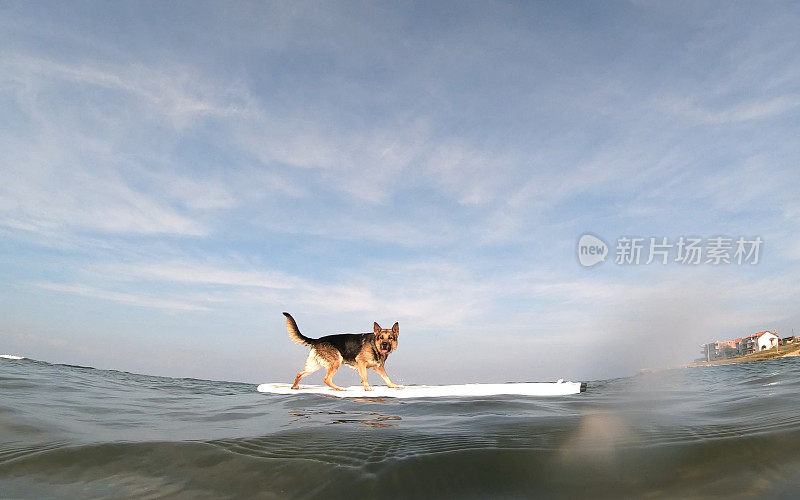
2,356,800,498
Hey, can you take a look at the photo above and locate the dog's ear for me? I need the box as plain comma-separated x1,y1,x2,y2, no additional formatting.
392,322,399,335
374,322,381,333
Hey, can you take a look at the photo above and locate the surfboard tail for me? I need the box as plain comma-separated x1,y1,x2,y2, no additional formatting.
283,312,316,346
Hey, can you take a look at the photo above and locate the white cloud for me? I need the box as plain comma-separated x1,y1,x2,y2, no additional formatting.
34,282,208,311
3,54,254,127
0,156,208,237
0,54,298,239
109,261,379,313
656,95,800,125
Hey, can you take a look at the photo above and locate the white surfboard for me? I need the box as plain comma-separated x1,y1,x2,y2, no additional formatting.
0,354,24,360
256,380,586,398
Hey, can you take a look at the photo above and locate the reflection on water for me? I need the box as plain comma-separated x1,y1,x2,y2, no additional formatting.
288,408,402,427
331,413,402,428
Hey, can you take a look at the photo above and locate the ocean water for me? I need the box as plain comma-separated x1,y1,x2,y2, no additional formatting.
2,357,800,499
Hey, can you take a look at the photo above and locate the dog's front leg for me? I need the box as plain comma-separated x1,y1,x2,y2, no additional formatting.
375,365,402,389
357,363,372,391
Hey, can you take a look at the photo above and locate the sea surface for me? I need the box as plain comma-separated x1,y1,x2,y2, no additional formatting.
2,356,800,499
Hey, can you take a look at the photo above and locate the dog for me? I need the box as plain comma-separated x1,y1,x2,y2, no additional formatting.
283,312,401,391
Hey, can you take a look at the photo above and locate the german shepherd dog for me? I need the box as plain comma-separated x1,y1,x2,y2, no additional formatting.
283,312,401,391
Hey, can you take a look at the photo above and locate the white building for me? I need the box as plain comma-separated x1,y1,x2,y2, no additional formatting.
756,331,779,351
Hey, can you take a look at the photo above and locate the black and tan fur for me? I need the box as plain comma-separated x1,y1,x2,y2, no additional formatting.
283,312,401,391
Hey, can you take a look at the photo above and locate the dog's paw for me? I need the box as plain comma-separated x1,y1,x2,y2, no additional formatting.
389,384,404,389
363,385,373,391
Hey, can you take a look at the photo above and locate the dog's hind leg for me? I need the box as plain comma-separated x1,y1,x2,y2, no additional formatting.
291,351,320,389
322,361,345,391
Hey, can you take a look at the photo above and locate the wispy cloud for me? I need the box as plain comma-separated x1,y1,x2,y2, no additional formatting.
34,282,208,311
3,54,254,126
656,95,800,124
0,157,209,237
0,55,243,237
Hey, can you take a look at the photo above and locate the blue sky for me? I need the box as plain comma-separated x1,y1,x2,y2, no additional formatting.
2,1,800,384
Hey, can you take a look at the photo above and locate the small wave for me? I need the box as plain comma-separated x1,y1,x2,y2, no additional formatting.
4,430,800,499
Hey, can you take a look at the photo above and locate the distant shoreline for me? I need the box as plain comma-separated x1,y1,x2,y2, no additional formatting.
685,343,800,368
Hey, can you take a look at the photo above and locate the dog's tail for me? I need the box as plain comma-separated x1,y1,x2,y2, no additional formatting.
283,312,316,346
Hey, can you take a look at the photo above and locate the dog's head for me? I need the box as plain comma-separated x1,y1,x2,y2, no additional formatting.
373,322,399,356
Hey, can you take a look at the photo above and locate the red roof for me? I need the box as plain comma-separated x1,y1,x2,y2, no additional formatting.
754,331,778,338
721,331,777,344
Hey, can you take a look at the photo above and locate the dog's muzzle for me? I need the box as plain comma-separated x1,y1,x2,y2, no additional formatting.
380,342,391,354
